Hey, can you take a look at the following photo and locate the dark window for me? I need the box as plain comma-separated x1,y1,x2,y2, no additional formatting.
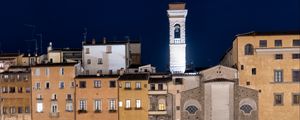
174,24,181,39
259,40,267,47
174,78,183,85
109,81,116,88
45,82,50,89
274,93,283,105
292,70,300,82
158,84,163,90
150,84,155,90
244,44,254,55
275,54,283,60
25,106,30,113
292,94,300,105
79,81,86,88
109,70,113,75
252,68,256,75
241,65,244,70
275,40,282,47
293,39,300,46
246,82,251,86
9,87,15,93
18,107,23,113
97,58,103,64
292,54,300,59
18,87,23,93
87,59,91,64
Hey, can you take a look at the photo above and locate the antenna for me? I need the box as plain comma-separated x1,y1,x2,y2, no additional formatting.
36,33,43,54
83,27,88,41
25,39,38,55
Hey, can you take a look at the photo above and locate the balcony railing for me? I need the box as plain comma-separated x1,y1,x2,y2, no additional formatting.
148,90,167,95
109,109,117,113
148,110,167,115
49,112,59,118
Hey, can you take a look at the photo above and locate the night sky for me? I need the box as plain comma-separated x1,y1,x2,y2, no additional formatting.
0,0,299,71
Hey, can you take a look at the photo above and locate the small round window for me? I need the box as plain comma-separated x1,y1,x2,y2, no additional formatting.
186,105,198,114
240,104,253,114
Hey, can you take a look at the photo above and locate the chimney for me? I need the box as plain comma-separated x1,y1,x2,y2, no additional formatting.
92,38,96,44
103,37,107,44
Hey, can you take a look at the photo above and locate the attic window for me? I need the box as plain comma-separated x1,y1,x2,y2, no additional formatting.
174,78,183,85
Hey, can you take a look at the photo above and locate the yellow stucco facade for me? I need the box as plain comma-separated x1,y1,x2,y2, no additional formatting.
221,32,300,120
118,74,149,120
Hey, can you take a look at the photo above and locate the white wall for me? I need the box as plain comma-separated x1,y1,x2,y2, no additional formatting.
83,45,126,75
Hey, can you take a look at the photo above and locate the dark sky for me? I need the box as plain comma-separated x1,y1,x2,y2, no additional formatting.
0,0,299,71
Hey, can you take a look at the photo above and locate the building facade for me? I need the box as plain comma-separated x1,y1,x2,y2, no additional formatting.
0,67,31,120
220,31,300,120
118,74,149,120
31,63,78,120
75,75,119,120
82,39,141,75
168,3,187,74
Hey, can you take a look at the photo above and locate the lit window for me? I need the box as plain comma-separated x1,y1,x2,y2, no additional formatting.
159,103,165,111
136,99,141,109
125,99,131,109
37,102,43,112
135,82,141,89
274,70,283,83
79,100,87,110
94,80,101,88
59,68,64,75
94,100,102,111
35,68,40,76
109,99,116,110
125,82,131,89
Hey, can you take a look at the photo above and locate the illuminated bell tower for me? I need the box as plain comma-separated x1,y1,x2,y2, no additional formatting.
168,2,187,74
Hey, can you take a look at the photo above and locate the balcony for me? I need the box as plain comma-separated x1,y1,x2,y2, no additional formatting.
148,110,167,115
78,110,87,114
49,112,59,118
109,109,117,113
148,90,167,95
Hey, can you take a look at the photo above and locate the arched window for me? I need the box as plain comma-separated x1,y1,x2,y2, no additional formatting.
174,24,181,39
186,105,198,114
244,44,254,55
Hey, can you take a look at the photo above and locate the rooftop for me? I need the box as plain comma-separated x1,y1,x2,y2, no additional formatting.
32,62,78,67
169,2,186,10
76,74,120,79
119,74,149,80
83,40,140,46
237,31,300,36
0,53,22,57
